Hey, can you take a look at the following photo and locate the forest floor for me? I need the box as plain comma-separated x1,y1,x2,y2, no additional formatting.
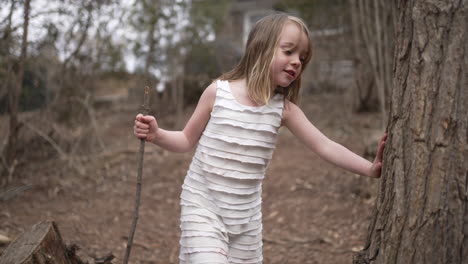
0,90,383,264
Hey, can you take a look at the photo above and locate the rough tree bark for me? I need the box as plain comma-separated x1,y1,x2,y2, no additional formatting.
355,0,467,263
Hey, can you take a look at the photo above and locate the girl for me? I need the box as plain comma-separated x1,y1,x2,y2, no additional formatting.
134,13,386,264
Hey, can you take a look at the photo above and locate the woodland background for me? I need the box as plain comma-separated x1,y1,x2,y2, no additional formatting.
1,0,449,263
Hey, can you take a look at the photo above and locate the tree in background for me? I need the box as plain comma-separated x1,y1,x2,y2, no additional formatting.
349,0,395,127
52,1,122,123
276,0,394,123
0,0,127,182
0,0,236,182
182,0,231,126
0,0,16,104
355,1,467,263
127,0,163,115
128,0,230,127
275,0,346,29
2,0,31,184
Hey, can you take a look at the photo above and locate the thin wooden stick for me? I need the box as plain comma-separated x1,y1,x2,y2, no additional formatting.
123,86,150,264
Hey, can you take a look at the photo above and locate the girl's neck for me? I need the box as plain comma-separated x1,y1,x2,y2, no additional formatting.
229,79,263,107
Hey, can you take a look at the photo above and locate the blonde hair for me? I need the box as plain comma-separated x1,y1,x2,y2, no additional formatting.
220,13,312,105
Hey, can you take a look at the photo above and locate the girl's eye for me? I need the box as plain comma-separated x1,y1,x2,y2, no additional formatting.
300,57,306,63
285,50,292,55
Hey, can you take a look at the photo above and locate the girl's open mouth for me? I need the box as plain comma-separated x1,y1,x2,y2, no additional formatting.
284,70,296,78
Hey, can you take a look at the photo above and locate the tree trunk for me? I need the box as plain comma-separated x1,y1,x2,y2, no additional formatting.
0,0,16,114
355,1,467,263
3,0,31,183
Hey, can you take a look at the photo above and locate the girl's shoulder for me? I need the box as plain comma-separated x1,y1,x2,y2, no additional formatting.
282,99,303,123
205,80,218,95
199,81,218,112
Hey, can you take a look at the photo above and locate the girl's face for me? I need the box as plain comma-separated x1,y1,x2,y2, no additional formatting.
271,22,309,88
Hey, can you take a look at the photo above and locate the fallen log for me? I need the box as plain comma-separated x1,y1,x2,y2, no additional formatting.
0,221,83,264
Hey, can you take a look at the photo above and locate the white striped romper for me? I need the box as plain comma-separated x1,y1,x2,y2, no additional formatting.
179,80,284,264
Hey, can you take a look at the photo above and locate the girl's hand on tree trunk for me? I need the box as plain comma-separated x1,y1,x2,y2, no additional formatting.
134,114,159,143
370,133,387,178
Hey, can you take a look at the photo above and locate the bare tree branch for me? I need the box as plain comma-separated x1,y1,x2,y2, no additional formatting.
63,3,93,68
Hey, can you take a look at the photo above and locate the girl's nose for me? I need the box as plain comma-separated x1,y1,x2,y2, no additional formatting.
291,57,301,68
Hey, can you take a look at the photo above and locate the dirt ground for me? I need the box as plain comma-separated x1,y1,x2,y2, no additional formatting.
0,90,382,264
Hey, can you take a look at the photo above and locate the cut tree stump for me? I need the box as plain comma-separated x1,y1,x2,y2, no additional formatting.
0,221,82,264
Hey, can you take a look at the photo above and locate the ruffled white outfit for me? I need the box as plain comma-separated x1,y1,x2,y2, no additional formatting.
179,80,284,264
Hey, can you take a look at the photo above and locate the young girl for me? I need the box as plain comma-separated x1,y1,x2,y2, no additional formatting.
134,13,386,264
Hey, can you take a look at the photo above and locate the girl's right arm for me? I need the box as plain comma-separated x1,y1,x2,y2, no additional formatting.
283,100,386,178
133,82,217,152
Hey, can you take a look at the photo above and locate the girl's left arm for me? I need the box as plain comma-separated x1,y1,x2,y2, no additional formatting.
283,101,387,178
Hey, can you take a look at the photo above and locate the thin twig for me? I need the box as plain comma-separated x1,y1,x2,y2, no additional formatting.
123,86,150,264
0,184,33,201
